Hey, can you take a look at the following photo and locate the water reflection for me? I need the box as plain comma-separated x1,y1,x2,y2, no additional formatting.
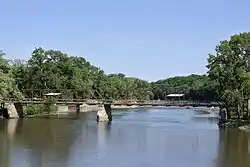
97,122,111,147
216,129,250,167
0,119,10,167
1,109,250,167
0,117,86,167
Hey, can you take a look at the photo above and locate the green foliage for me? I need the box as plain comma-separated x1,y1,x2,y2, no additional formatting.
25,103,57,116
0,70,23,100
10,47,153,100
0,51,10,73
1,46,223,106
0,51,22,100
3,32,250,122
25,104,44,116
1,47,219,103
151,74,218,101
207,32,250,119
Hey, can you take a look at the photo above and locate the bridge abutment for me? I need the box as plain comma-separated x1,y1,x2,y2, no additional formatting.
13,103,24,118
76,104,80,114
1,103,22,119
97,104,112,122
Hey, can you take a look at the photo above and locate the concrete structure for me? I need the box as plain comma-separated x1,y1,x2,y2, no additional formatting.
96,104,112,122
6,103,19,118
2,99,219,106
166,93,185,101
166,94,184,97
0,99,219,120
0,101,112,122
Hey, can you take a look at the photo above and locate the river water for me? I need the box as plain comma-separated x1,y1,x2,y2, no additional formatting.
0,107,250,167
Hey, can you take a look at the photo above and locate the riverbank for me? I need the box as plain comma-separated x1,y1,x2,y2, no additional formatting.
217,119,250,132
239,125,250,132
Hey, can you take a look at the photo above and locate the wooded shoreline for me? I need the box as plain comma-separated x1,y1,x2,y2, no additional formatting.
1,32,250,129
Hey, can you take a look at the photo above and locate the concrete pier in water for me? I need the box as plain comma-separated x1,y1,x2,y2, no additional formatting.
97,104,112,122
1,102,112,121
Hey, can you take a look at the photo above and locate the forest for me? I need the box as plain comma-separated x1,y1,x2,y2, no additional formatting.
1,32,250,121
0,48,217,102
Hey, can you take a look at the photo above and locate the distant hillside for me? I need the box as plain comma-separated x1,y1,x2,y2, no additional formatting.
151,74,217,101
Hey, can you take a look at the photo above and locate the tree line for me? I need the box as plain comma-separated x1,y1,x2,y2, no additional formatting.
207,32,250,120
1,32,250,121
0,47,218,102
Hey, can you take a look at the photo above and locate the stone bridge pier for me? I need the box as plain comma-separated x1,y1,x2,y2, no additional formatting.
13,103,24,118
97,104,112,122
1,103,23,119
1,102,112,121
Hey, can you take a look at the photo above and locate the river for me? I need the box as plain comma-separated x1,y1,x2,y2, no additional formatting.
0,107,250,167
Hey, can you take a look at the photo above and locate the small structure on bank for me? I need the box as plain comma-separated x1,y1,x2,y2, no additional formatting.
43,93,62,115
166,94,184,101
44,93,61,101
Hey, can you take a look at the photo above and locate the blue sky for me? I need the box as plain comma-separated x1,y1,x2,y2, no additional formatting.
1,0,250,81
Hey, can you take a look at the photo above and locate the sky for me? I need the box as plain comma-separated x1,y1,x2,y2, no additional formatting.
1,0,250,81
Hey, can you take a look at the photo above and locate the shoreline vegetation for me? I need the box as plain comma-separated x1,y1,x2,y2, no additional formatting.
1,32,250,132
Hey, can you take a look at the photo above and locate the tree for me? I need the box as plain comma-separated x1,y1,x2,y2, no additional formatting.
0,50,10,73
1,47,221,103
151,74,215,101
7,47,153,101
207,32,250,119
0,51,22,100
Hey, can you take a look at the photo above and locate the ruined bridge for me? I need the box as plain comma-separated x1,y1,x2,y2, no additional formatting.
3,89,219,107
2,98,219,107
1,98,219,120
1,89,219,120
0,98,219,121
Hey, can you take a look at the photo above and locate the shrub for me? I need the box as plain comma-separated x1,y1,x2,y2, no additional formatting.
25,103,57,116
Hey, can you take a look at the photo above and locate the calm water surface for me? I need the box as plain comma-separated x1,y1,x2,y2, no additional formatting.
0,108,250,167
